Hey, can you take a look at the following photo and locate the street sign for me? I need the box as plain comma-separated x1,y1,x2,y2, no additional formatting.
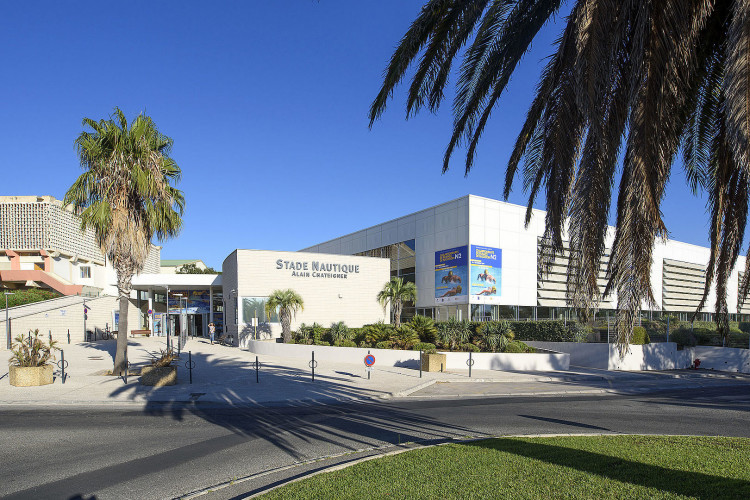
147,309,153,315
365,367,374,372
364,354,375,367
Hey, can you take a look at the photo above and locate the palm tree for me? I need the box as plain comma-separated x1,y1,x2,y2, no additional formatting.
370,1,750,349
64,108,184,375
377,277,417,328
265,289,304,343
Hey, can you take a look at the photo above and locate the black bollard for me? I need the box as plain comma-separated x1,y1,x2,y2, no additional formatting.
188,351,193,384
441,362,443,373
255,356,259,383
468,351,473,378
67,329,70,344
419,351,422,378
312,351,315,382
60,350,66,384
177,340,181,358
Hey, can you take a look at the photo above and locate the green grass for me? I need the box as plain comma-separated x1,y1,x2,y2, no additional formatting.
262,435,750,499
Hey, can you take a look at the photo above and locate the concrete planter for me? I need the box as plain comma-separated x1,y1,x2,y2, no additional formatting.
140,366,177,386
9,365,54,387
421,353,447,372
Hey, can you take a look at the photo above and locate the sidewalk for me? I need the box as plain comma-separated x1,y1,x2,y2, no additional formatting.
2,337,748,408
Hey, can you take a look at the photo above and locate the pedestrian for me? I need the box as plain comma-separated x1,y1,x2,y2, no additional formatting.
208,322,216,345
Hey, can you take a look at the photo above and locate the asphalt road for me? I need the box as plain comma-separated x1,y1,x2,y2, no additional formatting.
2,384,749,500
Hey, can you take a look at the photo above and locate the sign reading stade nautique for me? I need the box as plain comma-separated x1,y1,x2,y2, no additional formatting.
276,259,360,279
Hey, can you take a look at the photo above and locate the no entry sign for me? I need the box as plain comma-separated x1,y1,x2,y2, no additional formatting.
364,354,375,367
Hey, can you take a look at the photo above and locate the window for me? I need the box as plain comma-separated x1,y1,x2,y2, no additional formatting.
80,266,91,279
241,297,278,323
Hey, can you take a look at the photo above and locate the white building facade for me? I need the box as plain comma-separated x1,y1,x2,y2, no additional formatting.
302,195,749,324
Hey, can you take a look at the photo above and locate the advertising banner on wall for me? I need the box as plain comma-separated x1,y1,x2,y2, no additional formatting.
168,290,212,314
469,245,502,303
434,246,469,303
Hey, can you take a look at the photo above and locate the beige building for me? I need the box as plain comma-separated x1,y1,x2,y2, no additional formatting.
222,250,390,347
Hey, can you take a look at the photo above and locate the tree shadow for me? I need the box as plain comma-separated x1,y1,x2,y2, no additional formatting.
466,437,750,498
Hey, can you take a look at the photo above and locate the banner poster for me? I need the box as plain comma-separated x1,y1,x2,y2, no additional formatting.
168,290,212,314
434,246,469,304
470,245,502,303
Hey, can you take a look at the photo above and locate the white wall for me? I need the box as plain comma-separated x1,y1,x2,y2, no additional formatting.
526,341,683,371
223,250,390,347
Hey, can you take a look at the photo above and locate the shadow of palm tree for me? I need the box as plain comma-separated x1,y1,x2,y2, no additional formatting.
466,437,750,498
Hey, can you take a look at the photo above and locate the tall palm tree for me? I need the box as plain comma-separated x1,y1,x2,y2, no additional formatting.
64,108,184,375
265,289,304,343
378,277,418,328
370,0,750,349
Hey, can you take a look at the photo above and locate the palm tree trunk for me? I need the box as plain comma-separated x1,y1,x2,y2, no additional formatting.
394,300,402,329
113,266,132,376
281,309,292,343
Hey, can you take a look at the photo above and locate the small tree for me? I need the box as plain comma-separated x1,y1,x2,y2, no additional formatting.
265,289,304,343
176,263,220,274
377,277,417,328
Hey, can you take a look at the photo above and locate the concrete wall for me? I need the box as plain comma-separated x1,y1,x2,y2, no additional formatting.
526,342,684,371
245,340,570,372
224,250,390,347
684,346,750,373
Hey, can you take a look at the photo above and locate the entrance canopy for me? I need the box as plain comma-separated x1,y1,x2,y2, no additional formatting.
131,273,222,291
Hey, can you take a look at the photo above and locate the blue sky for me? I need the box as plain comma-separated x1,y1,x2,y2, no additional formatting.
2,1,709,269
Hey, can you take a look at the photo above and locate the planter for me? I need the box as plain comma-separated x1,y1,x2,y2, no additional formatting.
140,366,177,386
421,353,447,372
9,365,54,387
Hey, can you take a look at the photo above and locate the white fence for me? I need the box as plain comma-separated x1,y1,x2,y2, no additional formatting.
244,340,570,372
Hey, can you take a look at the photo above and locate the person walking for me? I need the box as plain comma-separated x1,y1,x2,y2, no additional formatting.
208,322,216,345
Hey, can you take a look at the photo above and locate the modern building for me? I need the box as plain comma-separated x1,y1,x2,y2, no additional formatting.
0,195,160,297
302,194,750,324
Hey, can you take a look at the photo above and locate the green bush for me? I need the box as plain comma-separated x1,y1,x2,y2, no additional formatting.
504,340,536,353
375,340,394,350
334,339,357,347
436,318,471,350
693,327,721,346
391,325,420,348
313,340,330,346
5,289,61,308
358,340,371,348
670,329,697,347
364,322,394,344
329,321,351,343
409,315,437,342
507,320,578,342
412,342,436,352
739,322,750,334
566,322,591,343
631,326,650,345
459,342,480,352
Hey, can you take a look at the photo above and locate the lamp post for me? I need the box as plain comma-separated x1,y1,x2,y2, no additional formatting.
5,291,15,349
164,285,170,348
174,293,185,342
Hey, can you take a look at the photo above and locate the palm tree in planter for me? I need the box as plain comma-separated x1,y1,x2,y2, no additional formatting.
64,108,184,376
265,289,304,343
377,277,417,328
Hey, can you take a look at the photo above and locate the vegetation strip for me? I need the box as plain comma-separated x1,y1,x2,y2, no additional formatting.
259,435,750,499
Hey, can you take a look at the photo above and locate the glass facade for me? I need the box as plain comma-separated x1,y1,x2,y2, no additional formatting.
241,297,278,324
356,239,416,322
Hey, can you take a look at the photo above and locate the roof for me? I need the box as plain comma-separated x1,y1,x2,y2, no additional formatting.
160,259,202,266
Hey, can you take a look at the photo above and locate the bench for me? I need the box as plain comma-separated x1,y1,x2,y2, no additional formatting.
131,329,151,337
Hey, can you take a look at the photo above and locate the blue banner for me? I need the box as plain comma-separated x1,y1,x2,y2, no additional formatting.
470,245,502,302
434,246,468,303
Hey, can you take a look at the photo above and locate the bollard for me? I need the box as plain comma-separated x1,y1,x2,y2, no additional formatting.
467,351,475,378
255,356,259,383
186,351,194,384
57,350,68,384
441,362,443,373
177,340,181,358
419,351,422,378
308,351,318,382
67,329,70,344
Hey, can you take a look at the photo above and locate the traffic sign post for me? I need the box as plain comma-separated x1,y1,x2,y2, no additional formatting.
364,352,375,380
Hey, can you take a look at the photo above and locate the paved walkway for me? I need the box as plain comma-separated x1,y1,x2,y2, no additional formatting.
2,337,749,408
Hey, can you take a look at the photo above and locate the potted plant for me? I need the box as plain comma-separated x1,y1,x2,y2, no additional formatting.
9,330,60,387
140,348,178,386
416,344,446,372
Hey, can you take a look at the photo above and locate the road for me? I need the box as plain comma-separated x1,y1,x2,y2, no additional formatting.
1,384,749,500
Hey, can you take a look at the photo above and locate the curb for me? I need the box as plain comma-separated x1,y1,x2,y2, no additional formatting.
386,379,437,398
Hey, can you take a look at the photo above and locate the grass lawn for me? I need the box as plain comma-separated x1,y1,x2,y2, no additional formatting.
262,435,750,499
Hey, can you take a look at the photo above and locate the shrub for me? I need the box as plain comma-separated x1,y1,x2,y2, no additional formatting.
739,322,750,334
410,315,437,342
566,322,591,343
6,289,61,308
329,321,350,343
693,327,720,346
294,323,312,343
375,340,394,350
479,320,514,352
334,339,357,347
10,330,59,367
310,323,327,343
391,325,420,348
459,342,480,352
631,326,650,345
436,318,471,350
670,329,697,347
507,320,575,342
151,347,177,367
412,342,436,352
364,322,394,344
358,341,371,348
313,340,330,346
504,340,536,353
